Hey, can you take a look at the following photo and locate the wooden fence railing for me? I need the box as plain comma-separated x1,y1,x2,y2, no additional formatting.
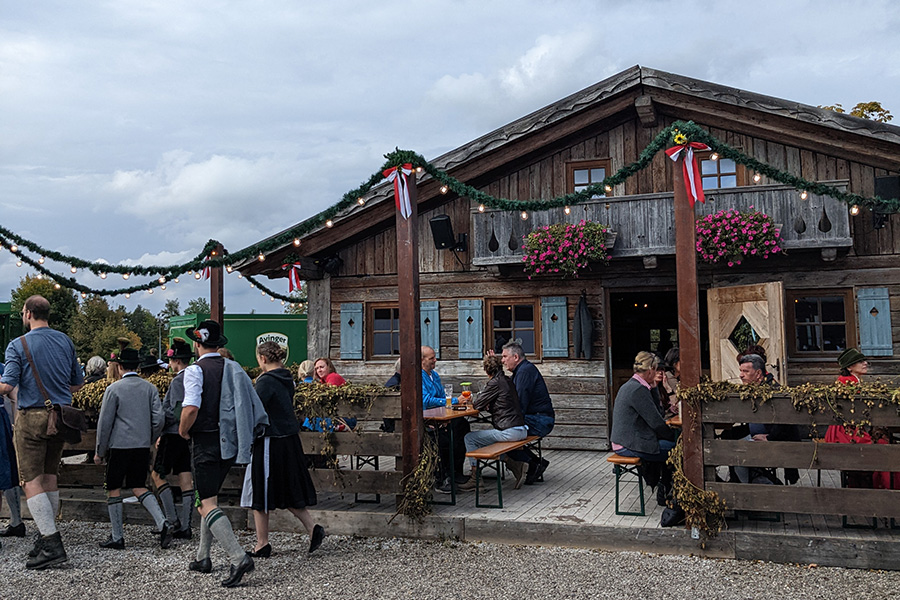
59,391,404,501
701,394,900,518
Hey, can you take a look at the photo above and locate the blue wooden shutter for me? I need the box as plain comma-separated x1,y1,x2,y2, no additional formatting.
541,296,568,358
457,300,483,359
857,288,892,356
340,303,363,359
421,301,440,358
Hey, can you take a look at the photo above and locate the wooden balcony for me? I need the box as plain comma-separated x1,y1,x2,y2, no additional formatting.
471,182,852,266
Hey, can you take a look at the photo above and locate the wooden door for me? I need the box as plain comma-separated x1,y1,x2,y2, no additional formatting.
707,282,787,384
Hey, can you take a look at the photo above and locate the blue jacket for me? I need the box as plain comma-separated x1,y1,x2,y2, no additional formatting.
421,369,446,409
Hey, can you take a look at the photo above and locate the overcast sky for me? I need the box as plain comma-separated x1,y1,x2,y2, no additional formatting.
2,0,898,315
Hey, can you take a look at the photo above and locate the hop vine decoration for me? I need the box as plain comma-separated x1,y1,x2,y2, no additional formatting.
72,379,111,411
668,435,727,539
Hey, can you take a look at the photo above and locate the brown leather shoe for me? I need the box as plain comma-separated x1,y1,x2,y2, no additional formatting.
504,457,527,489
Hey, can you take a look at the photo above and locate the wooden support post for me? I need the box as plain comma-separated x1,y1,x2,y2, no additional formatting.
210,243,225,326
673,157,704,488
397,173,423,481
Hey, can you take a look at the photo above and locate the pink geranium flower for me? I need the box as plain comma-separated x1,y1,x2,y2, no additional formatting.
695,208,783,267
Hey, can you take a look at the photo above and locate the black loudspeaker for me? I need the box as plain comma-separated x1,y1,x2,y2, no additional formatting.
429,215,456,249
873,176,899,230
321,256,343,275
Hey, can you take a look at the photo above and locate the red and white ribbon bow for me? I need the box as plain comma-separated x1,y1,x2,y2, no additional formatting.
282,262,302,292
383,163,414,220
665,142,711,207
201,255,211,280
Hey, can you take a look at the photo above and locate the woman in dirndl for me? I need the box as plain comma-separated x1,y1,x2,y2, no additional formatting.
246,342,324,557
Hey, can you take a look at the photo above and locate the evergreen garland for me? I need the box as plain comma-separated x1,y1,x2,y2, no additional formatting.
2,121,897,302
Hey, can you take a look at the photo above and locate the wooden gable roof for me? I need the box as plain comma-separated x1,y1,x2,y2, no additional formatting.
240,65,900,278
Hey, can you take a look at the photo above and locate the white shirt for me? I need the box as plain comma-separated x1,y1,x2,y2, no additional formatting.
182,352,221,408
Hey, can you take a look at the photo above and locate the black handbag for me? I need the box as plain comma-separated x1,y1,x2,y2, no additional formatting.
20,336,88,445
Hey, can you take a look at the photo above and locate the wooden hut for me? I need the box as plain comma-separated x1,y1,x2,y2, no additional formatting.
237,65,900,452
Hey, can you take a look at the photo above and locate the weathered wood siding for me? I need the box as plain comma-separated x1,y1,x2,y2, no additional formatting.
325,273,609,451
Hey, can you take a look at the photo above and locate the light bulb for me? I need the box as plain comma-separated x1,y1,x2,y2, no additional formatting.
158,276,166,284
258,253,265,262
261,291,265,296
800,191,808,200
710,153,719,161
54,283,61,290
10,245,18,252
70,266,77,274
478,204,485,213
15,261,22,267
250,283,255,288
357,197,365,206
123,273,130,280
325,219,333,228
281,300,285,306
99,272,107,279
753,173,762,183
148,288,153,294
605,185,612,192
237,273,243,279
194,272,202,280
160,285,166,290
124,293,130,299
270,297,275,302
439,185,448,194
80,293,87,299
415,166,423,174
173,278,179,283
520,211,528,220
38,257,45,264
210,250,218,256
226,265,234,273
293,238,301,246
564,206,571,215
850,205,860,216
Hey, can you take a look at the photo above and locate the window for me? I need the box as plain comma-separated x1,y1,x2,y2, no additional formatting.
698,153,744,190
487,299,540,357
567,159,611,197
367,304,400,358
786,290,856,356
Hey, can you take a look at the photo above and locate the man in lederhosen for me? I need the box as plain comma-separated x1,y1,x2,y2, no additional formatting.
150,337,196,540
178,320,268,588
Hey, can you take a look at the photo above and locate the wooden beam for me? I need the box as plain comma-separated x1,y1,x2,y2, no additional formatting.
704,439,900,471
673,154,703,488
707,482,900,518
210,243,224,325
397,173,423,481
634,95,657,128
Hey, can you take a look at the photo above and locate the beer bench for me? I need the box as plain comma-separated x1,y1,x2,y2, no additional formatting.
464,435,542,509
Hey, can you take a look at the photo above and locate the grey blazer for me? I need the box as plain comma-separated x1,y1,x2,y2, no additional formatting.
610,376,675,455
96,374,164,457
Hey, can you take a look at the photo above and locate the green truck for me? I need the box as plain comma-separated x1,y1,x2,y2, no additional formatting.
169,313,308,368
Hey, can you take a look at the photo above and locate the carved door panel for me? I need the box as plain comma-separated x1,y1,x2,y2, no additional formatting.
707,282,786,384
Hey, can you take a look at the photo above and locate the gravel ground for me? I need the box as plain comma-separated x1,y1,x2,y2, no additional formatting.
0,520,897,600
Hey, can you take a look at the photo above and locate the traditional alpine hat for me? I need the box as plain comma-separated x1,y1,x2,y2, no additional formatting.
166,337,193,361
185,319,228,347
110,347,141,368
838,347,866,370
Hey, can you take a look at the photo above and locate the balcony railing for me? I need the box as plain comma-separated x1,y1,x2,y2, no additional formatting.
471,182,851,266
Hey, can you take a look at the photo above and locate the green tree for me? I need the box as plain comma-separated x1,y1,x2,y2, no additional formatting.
185,297,211,315
820,101,893,123
69,295,141,360
10,275,78,334
160,299,181,320
125,305,159,352
283,287,308,316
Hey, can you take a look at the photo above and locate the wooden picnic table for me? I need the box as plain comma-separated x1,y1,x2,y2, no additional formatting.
424,404,480,505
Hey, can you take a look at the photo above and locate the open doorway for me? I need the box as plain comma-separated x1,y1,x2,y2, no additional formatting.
607,290,709,406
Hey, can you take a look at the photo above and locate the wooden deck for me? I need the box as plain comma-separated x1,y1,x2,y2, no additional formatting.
12,448,899,571
285,449,900,570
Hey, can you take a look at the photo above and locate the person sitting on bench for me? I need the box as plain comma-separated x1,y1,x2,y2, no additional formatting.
460,355,529,491
611,351,678,502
